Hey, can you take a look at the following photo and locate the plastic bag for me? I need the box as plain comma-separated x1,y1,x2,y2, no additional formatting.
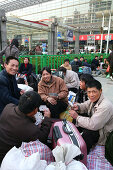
1,146,47,170
60,91,76,122
45,144,88,170
60,106,73,122
45,162,66,170
21,139,54,164
67,160,88,170
52,144,81,164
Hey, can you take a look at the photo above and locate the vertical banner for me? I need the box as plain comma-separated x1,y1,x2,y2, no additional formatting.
67,30,73,42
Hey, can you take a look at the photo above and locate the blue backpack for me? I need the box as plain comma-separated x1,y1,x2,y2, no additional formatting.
82,66,92,74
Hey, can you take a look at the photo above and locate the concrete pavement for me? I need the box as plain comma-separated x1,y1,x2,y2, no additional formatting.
95,76,113,103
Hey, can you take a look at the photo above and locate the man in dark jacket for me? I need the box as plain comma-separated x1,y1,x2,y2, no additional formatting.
91,56,99,71
76,74,94,103
0,56,24,114
0,91,52,164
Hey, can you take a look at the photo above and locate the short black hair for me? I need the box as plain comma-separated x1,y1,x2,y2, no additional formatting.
18,91,41,114
11,39,19,48
41,67,51,75
58,67,67,73
86,79,102,90
5,56,19,64
95,56,98,58
24,57,30,61
64,58,70,62
80,74,94,84
74,57,78,59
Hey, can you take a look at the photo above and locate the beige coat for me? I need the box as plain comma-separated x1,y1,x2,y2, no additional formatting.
64,70,79,89
38,76,68,104
60,63,72,70
76,94,113,145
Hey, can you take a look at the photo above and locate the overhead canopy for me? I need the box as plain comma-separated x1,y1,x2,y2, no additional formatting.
0,0,53,12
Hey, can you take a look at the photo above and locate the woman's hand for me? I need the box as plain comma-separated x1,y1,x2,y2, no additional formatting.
47,97,57,105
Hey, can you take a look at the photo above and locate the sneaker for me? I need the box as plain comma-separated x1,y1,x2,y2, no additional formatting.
106,74,110,78
110,76,113,81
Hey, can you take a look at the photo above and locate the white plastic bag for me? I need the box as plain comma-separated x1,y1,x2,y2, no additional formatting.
52,144,81,165
1,146,47,170
45,144,88,170
45,162,66,170
67,160,88,170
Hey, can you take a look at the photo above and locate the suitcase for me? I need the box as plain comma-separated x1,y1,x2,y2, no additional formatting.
52,119,87,166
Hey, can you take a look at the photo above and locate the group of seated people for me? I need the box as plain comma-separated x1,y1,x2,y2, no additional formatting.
0,55,113,167
62,55,104,71
61,55,112,80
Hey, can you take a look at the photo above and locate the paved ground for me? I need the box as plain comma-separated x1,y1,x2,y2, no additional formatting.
95,76,113,103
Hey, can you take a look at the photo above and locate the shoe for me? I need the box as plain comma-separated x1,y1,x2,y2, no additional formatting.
106,74,110,78
110,76,113,81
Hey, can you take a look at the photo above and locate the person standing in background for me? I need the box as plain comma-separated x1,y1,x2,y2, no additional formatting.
0,39,19,66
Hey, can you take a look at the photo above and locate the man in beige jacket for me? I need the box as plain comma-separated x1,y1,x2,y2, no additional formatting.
69,79,113,153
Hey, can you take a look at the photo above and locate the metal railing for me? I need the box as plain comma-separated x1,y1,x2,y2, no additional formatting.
0,53,109,74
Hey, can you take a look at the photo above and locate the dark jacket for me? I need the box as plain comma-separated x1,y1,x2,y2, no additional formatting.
108,51,113,66
78,60,83,67
82,61,91,67
75,88,88,103
0,69,21,114
0,104,52,163
70,60,79,66
91,59,99,68
0,45,19,64
19,63,32,76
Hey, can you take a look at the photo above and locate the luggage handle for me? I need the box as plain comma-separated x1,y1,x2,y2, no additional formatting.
62,119,73,134
53,126,62,143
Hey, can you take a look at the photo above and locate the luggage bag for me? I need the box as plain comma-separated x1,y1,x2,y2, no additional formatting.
52,119,87,166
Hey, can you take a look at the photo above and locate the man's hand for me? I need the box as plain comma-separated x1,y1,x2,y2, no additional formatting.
20,90,25,95
44,108,51,118
47,97,57,105
69,110,78,119
71,103,79,111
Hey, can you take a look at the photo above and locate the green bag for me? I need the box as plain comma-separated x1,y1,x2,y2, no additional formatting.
105,131,113,166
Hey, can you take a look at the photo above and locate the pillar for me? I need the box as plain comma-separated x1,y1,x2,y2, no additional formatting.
29,35,32,51
0,10,7,51
48,19,58,55
75,30,80,54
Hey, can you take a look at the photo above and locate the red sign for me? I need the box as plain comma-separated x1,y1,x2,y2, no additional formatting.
79,34,113,41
